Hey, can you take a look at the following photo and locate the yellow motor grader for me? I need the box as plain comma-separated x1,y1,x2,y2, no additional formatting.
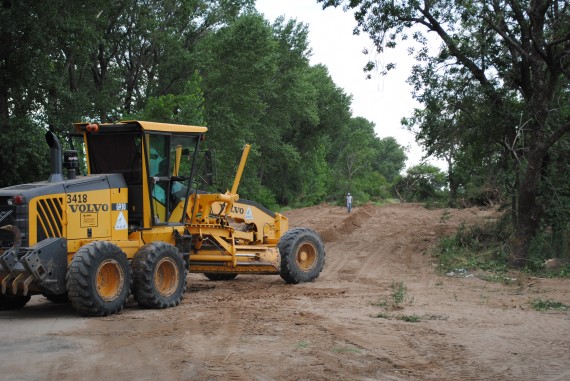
0,121,325,316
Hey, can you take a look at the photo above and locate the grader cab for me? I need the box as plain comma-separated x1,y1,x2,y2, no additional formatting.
0,121,325,316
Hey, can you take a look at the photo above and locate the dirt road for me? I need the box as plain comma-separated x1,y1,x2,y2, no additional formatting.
1,203,569,380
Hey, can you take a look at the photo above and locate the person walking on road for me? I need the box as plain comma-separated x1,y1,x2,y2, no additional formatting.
346,192,353,213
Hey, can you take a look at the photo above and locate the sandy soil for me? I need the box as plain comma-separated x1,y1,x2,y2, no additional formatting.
1,203,569,381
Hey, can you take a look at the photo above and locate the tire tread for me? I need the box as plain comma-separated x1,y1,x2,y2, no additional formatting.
278,228,325,284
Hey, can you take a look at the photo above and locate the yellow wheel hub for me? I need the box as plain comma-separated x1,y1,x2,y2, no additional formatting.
96,259,124,301
154,257,179,297
296,242,317,271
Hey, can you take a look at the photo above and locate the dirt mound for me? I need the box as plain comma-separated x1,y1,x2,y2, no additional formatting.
318,204,374,242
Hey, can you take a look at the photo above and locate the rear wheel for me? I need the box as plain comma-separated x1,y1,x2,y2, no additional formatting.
203,273,238,281
132,242,186,309
0,293,31,310
278,228,325,284
66,241,132,317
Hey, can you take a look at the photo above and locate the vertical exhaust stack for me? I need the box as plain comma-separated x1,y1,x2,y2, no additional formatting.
45,132,64,183
63,150,79,180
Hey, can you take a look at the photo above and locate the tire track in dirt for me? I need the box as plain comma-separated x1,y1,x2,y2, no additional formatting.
283,203,524,380
306,205,375,280
46,306,187,381
171,285,253,381
311,204,437,286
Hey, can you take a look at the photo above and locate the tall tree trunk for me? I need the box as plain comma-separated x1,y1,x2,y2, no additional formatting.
510,149,544,267
445,153,457,207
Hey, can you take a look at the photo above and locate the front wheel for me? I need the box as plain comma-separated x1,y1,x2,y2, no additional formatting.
132,242,187,309
66,241,132,317
278,228,326,284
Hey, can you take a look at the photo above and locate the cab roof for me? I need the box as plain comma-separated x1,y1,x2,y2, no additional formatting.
74,120,208,134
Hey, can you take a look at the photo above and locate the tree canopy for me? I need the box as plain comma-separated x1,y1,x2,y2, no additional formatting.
0,0,406,210
319,0,570,265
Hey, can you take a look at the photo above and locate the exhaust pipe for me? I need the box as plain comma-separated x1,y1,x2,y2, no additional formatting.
45,132,64,183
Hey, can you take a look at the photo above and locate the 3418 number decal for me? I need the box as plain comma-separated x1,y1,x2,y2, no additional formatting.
66,193,88,204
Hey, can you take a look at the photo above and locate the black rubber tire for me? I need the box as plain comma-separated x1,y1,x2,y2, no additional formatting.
66,241,132,317
43,293,69,304
278,228,325,284
0,293,31,310
132,242,187,309
203,273,238,281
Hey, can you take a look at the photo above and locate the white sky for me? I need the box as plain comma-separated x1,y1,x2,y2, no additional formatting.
255,0,445,170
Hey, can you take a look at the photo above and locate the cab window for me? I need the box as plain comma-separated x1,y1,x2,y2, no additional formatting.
147,133,198,224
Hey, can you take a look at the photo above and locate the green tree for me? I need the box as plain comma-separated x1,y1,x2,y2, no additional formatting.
136,72,206,125
320,0,570,266
537,84,570,258
287,64,352,204
196,14,356,206
393,164,447,202
0,0,252,186
372,136,406,183
336,117,377,191
0,119,50,187
331,117,406,202
196,13,278,199
402,69,508,207
0,0,409,212
255,18,323,205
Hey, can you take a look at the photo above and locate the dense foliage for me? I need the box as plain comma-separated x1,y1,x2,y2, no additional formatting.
320,0,570,266
0,0,406,210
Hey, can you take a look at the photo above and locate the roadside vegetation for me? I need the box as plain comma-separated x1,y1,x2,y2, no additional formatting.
432,213,570,279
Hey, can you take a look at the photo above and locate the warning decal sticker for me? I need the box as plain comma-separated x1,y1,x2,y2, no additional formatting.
114,211,128,230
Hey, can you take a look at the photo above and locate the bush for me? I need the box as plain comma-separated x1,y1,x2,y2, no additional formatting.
432,216,512,274
392,164,447,203
527,226,570,274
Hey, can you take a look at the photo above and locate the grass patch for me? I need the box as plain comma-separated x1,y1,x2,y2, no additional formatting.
296,340,311,349
439,208,452,224
332,346,362,354
422,313,449,321
547,266,570,278
397,314,421,322
551,267,570,278
371,298,388,308
372,281,411,310
531,298,569,312
390,281,407,307
478,273,518,285
371,281,422,322
373,313,446,322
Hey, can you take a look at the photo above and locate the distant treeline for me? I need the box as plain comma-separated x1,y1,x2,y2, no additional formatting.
0,0,408,210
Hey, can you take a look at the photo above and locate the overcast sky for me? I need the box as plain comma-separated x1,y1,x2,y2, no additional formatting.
255,0,444,170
